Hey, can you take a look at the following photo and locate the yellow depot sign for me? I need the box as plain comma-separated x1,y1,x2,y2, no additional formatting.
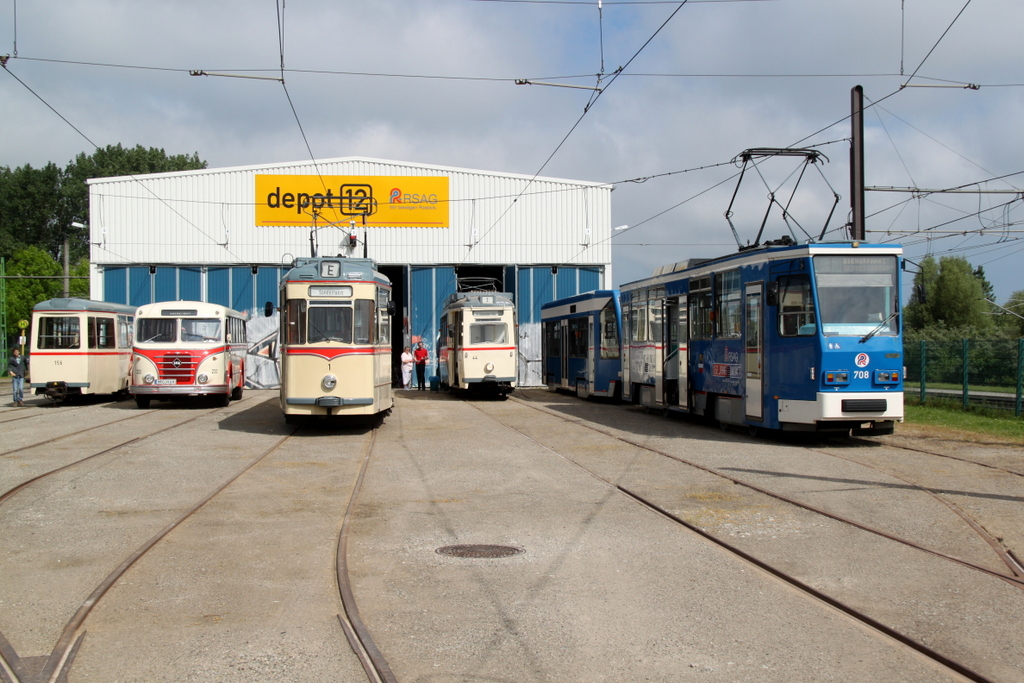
255,175,449,228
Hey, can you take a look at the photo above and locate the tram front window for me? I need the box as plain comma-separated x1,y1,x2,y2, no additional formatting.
814,255,898,336
470,322,507,344
308,304,353,344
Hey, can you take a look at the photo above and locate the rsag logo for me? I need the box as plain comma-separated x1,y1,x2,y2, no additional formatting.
389,188,438,206
855,353,870,368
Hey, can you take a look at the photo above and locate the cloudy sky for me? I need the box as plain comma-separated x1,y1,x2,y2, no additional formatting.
2,0,1022,302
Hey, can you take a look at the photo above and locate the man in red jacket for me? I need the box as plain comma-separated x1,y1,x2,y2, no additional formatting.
413,341,429,390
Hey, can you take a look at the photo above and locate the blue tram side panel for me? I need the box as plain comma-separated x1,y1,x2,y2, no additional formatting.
619,242,904,435
541,290,622,399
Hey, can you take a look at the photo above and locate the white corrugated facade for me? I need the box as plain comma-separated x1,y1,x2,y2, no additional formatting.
88,157,611,273
87,156,613,388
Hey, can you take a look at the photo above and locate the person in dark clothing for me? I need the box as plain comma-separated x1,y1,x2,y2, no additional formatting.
8,348,27,407
413,342,429,390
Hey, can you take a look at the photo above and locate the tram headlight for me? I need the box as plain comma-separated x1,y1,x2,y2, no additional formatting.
823,371,849,385
197,373,209,384
323,374,338,390
143,374,155,385
484,362,495,373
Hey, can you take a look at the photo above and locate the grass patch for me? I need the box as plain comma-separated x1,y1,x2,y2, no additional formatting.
903,399,1024,442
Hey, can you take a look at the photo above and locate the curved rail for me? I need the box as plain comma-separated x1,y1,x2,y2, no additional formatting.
0,427,298,683
336,427,398,683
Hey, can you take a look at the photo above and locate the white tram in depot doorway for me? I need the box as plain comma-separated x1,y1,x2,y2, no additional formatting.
130,301,248,408
29,298,137,402
438,289,518,398
269,257,395,423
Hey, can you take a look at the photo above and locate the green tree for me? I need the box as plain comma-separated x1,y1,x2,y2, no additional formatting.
903,255,994,335
6,247,63,341
1000,289,1024,337
0,145,207,264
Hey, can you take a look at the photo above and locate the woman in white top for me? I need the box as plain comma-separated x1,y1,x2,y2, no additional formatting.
400,346,414,389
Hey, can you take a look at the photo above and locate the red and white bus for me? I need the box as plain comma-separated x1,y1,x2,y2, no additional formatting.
131,301,247,408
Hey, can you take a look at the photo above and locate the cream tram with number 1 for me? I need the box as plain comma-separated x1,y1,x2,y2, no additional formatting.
29,298,136,402
130,301,248,408
269,257,394,423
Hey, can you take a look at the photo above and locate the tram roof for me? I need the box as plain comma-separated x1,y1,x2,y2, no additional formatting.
33,297,137,315
282,257,390,286
622,241,903,291
444,291,515,310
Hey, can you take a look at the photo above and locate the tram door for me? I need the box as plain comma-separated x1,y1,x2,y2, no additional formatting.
677,295,688,409
664,297,688,408
559,319,569,389
744,283,763,421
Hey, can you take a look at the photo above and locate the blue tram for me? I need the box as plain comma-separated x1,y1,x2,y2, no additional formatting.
620,241,904,435
541,290,622,399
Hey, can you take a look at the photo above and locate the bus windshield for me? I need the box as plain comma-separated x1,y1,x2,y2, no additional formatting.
137,318,222,343
813,255,898,337
181,318,222,342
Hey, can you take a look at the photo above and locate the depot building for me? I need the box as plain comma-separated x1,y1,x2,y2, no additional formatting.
87,157,613,388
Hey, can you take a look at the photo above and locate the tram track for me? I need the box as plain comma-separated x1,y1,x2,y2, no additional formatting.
0,409,152,460
509,394,1024,589
0,417,296,683
465,394,1016,683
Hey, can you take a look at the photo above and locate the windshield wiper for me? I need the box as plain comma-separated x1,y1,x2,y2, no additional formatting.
859,310,899,343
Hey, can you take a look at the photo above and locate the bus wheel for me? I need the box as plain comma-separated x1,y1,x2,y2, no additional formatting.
231,384,243,401
135,396,151,409
217,392,230,407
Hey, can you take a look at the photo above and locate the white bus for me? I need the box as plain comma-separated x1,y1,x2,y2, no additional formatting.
29,298,136,402
131,301,247,408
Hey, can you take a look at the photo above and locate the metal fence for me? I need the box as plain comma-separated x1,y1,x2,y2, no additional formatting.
903,339,1024,417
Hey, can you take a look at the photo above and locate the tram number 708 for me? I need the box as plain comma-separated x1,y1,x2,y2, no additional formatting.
854,370,870,380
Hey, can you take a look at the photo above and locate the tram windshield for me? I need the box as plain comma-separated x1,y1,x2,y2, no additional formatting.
305,300,374,344
470,322,508,344
813,255,898,336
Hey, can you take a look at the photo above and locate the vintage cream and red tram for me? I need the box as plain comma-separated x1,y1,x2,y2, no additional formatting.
130,301,247,408
438,291,517,398
270,257,394,422
29,298,136,402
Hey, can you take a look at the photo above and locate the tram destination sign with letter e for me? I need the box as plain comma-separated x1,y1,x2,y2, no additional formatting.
255,175,449,228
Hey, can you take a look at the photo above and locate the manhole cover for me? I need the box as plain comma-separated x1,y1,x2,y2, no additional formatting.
436,544,523,559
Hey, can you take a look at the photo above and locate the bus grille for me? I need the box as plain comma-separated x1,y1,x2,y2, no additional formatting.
842,398,887,413
156,353,198,383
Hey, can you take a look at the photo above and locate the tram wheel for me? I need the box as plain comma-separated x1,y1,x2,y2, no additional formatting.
135,396,151,409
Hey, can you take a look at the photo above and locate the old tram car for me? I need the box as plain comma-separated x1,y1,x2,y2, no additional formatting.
541,290,622,399
271,257,394,422
621,241,904,435
29,298,136,402
438,291,517,398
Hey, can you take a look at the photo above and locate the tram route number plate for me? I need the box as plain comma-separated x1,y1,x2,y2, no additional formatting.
155,379,177,385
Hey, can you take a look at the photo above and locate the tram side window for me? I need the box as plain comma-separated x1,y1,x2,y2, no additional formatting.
88,317,116,349
715,270,742,338
284,299,307,345
354,300,374,344
630,306,648,343
777,275,816,336
118,316,132,348
600,303,620,359
689,277,713,339
38,316,80,349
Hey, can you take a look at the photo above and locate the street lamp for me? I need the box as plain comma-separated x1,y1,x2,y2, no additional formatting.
66,222,87,297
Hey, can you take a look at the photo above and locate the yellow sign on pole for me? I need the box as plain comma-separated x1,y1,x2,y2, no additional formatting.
255,175,450,228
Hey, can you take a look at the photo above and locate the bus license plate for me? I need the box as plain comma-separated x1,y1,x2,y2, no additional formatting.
154,379,177,385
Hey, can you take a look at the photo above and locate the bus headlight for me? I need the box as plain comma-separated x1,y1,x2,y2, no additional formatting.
484,362,495,373
144,374,155,385
323,374,338,390
197,373,209,384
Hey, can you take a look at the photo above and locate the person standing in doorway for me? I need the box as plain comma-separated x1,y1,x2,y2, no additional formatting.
400,346,414,390
8,348,27,407
414,341,429,390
